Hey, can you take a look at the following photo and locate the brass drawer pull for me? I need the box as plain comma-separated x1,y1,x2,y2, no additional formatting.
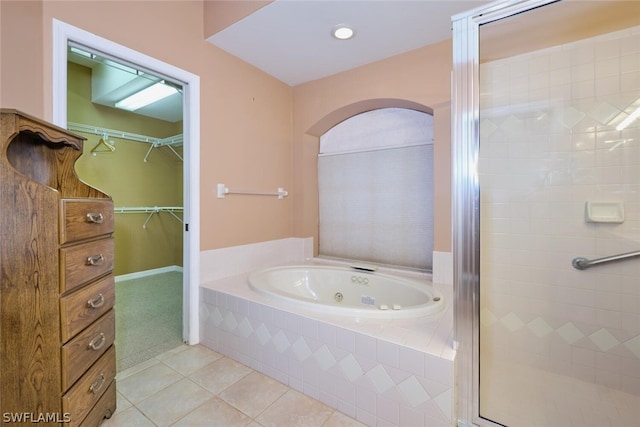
89,373,106,394
86,212,104,224
88,333,106,351
86,254,105,266
87,293,105,309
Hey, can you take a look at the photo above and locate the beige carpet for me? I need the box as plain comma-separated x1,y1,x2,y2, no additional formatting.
115,271,183,371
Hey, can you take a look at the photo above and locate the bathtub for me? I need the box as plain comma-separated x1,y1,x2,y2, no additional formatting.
200,258,455,426
248,264,445,318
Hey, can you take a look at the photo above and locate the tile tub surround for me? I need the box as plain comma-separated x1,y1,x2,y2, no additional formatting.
200,237,454,286
199,269,455,427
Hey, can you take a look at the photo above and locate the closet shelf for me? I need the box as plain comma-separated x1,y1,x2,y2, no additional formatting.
115,206,183,228
67,122,183,162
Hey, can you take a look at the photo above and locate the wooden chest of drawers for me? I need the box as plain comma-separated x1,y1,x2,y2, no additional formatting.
0,110,116,426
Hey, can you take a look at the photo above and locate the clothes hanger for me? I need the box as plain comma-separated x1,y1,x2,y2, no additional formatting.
90,133,116,156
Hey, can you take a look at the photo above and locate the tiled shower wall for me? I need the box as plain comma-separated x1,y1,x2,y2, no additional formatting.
479,25,640,395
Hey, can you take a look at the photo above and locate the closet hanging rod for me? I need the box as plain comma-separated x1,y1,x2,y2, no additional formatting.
68,122,183,146
216,183,288,200
114,206,183,213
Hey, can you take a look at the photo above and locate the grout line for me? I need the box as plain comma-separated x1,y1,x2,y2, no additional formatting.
107,345,363,427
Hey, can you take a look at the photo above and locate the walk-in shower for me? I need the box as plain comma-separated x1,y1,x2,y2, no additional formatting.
453,1,640,426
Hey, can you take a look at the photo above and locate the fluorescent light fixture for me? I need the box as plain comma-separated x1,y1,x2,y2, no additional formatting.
115,81,178,111
332,24,356,40
616,106,640,131
69,46,92,58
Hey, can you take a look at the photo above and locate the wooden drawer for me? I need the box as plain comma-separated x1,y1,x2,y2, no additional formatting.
60,274,115,343
60,199,114,244
78,380,116,427
63,346,116,426
61,310,115,391
60,238,114,293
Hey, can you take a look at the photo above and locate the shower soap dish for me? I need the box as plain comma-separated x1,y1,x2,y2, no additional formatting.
585,201,624,223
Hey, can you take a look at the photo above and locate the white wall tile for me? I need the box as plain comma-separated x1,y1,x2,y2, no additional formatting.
336,328,356,353
200,237,312,282
480,24,640,403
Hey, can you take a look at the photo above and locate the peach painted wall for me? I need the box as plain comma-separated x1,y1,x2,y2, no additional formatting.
291,40,453,254
203,0,273,37
0,0,292,251
0,1,45,116
1,0,455,257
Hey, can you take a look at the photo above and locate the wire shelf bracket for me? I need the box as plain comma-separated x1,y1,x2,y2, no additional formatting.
115,206,184,228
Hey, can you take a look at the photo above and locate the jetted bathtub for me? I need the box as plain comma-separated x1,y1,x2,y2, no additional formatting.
248,264,445,318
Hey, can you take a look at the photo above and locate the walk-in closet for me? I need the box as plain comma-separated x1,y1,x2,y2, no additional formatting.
67,47,185,371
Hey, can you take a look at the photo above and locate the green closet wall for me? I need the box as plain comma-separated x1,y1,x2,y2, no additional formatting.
68,62,183,276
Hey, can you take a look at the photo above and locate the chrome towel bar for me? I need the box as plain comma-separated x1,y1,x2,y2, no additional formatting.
572,250,640,270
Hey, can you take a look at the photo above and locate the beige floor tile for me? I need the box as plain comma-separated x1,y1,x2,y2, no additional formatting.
101,406,155,427
116,363,183,404
160,345,222,376
154,344,190,361
136,378,213,426
107,345,364,427
113,391,133,413
172,396,252,426
219,371,288,418
188,356,252,395
256,389,334,427
116,357,161,381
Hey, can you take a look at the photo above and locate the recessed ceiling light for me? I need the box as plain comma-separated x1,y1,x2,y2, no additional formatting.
332,24,356,40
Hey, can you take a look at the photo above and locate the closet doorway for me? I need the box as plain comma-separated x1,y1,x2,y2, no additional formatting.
52,20,201,370
69,47,184,371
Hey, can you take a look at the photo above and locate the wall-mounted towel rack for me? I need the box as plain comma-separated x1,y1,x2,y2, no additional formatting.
216,183,288,200
67,122,183,162
115,206,183,228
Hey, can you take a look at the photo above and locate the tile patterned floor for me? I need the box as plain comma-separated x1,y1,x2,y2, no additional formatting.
103,345,366,427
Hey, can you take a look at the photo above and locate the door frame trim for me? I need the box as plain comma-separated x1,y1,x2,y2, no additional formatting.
52,19,201,344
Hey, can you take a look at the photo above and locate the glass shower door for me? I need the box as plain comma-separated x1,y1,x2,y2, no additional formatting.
460,1,640,425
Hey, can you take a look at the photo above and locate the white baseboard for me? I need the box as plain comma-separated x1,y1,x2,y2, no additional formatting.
115,265,183,282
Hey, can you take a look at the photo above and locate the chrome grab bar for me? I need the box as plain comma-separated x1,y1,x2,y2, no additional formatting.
572,250,640,270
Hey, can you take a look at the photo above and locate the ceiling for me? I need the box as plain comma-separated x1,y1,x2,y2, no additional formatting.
70,1,491,123
207,0,491,86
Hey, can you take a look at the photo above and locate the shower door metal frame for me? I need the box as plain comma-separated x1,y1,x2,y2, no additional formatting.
451,1,560,426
